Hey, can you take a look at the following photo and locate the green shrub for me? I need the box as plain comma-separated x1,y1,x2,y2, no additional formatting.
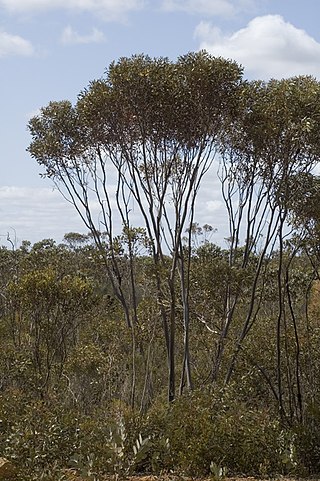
3,400,80,475
0,384,308,479
142,388,289,477
295,401,320,475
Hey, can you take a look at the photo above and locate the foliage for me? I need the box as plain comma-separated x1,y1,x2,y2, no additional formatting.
3,53,320,477
1,238,320,477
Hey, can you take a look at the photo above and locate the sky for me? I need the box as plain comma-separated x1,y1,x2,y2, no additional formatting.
1,0,320,247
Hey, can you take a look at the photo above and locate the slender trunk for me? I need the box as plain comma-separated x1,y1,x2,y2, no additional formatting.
276,218,286,422
168,277,176,402
285,253,303,422
178,238,193,395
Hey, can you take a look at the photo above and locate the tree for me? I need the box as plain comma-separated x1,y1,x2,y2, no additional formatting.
218,76,320,421
28,51,243,402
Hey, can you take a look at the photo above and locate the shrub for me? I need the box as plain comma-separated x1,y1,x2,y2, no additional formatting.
143,388,289,477
295,401,320,475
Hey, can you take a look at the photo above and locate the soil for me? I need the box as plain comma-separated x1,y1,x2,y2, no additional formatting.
63,474,319,481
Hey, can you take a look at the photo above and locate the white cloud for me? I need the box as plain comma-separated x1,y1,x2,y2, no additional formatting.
61,26,106,45
0,186,83,245
0,0,144,20
0,31,34,57
161,0,255,17
206,200,223,212
0,167,229,247
162,0,234,16
194,15,320,80
0,184,142,246
193,162,229,243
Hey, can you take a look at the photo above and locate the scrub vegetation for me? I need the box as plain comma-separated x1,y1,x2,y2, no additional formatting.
2,52,320,480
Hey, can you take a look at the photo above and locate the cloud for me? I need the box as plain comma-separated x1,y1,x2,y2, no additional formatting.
0,0,144,20
61,26,106,45
0,31,34,57
161,0,255,17
0,166,229,248
0,186,83,245
194,15,320,80
0,184,143,246
193,162,229,243
205,200,223,212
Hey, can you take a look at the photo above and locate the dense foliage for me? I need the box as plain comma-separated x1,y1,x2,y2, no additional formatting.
2,52,320,479
1,235,320,480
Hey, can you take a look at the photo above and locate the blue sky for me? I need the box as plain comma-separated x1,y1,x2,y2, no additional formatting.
1,0,320,246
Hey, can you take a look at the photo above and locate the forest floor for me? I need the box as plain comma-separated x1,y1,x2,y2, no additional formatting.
115,477,319,481
125,477,319,481
64,474,320,481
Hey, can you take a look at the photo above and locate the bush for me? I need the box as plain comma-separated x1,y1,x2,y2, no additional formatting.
295,401,320,475
142,388,290,477
3,398,80,478
0,384,310,479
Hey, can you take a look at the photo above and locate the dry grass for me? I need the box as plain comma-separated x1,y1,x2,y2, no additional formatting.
61,471,320,481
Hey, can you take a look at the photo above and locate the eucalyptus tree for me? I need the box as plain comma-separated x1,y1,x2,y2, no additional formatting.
218,76,320,421
28,51,243,402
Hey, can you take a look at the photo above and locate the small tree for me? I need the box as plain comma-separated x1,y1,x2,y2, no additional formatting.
5,266,95,396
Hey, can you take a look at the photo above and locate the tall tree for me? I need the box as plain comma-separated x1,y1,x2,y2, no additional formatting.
28,51,243,402
219,76,320,421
